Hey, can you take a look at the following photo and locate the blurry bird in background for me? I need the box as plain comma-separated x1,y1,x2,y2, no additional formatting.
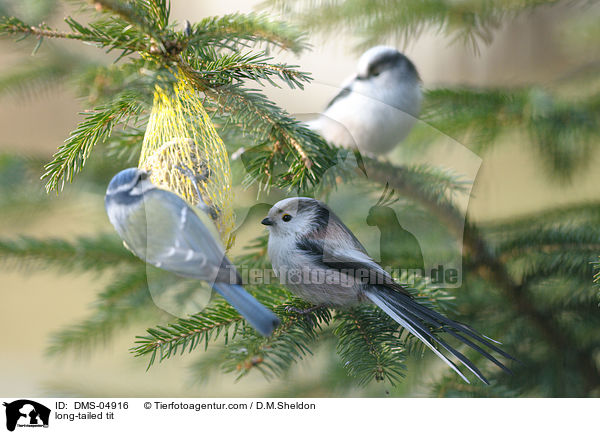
307,45,422,156
231,46,421,163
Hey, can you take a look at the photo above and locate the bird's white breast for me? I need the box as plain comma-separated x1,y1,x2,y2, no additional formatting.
267,230,365,307
311,78,422,155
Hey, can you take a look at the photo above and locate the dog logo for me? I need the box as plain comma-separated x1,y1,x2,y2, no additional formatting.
3,400,50,431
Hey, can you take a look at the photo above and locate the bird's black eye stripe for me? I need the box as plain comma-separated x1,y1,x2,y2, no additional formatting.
367,52,404,77
282,214,292,222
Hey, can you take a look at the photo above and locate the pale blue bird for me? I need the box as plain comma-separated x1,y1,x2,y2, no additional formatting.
105,167,280,336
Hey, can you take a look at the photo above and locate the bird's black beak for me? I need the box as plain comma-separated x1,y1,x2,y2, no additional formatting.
261,217,273,226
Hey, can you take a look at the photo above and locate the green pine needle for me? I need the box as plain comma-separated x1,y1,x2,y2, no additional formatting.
41,91,144,192
0,234,140,272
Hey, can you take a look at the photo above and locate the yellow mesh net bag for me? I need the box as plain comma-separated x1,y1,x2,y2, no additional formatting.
139,70,235,249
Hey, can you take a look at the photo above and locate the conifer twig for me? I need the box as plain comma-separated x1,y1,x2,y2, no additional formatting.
362,157,600,389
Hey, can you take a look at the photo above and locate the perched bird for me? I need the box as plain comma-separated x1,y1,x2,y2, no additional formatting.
105,167,280,336
262,197,514,383
307,45,422,156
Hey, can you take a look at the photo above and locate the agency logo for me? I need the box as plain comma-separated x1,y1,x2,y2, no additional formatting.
3,400,50,432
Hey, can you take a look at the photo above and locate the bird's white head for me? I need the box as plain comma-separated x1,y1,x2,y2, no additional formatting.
355,45,420,83
261,197,329,238
105,167,154,198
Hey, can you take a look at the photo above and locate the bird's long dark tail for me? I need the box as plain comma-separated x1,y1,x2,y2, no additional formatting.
365,286,515,384
212,282,280,336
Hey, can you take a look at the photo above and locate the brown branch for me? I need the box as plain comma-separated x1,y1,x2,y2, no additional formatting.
18,26,82,40
1,21,95,41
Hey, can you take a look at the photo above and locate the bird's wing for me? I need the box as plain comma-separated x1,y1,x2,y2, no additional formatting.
135,189,234,282
324,75,355,110
296,237,411,297
324,86,352,110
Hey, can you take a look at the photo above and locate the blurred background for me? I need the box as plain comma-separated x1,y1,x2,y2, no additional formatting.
1,0,599,397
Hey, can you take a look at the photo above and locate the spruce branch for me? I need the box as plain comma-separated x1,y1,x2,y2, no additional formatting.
0,234,140,272
480,202,600,235
104,127,146,163
46,269,154,356
221,303,331,380
362,157,600,387
92,0,168,41
334,306,406,386
63,15,150,55
1,0,597,396
518,251,597,288
1,3,173,58
180,64,337,190
422,88,600,181
130,281,291,369
75,61,157,106
0,52,81,100
189,50,311,89
132,288,335,379
0,16,92,41
265,0,565,51
334,280,455,386
188,12,308,54
0,14,149,55
42,90,144,192
523,273,598,310
2,3,321,193
131,299,245,368
497,226,600,260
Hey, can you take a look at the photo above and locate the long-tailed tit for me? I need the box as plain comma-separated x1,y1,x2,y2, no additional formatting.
105,167,280,336
307,46,422,156
262,197,514,383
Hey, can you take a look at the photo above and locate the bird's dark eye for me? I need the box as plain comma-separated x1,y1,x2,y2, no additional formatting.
137,171,149,182
282,214,292,222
